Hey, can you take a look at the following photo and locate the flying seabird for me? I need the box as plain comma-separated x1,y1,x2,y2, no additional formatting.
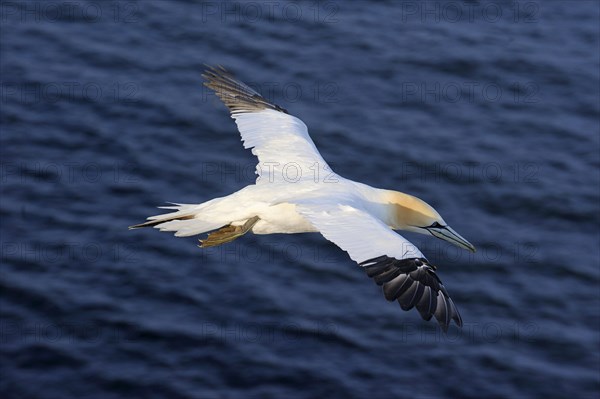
131,66,476,332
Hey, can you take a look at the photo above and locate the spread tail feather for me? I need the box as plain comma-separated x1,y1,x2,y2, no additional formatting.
129,202,198,229
128,214,195,229
129,202,225,237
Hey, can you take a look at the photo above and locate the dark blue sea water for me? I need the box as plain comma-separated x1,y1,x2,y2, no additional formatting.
1,1,599,398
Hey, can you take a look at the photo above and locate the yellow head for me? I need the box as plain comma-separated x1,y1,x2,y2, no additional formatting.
386,191,476,252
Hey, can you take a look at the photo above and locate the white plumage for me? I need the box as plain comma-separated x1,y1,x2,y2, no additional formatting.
131,66,476,331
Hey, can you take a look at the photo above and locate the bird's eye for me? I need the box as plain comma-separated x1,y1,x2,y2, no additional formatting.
430,222,442,228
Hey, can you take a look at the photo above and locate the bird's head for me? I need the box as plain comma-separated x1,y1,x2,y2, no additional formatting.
387,191,476,253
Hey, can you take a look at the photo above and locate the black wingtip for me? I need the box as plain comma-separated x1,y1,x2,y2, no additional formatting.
362,255,464,332
201,65,289,114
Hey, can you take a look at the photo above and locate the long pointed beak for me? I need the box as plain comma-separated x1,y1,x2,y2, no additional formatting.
428,225,476,253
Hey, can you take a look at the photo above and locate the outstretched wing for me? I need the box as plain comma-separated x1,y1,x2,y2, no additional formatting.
295,202,463,332
203,66,333,184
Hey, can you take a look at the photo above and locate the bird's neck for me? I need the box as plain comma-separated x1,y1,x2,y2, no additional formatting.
368,188,433,231
348,182,433,230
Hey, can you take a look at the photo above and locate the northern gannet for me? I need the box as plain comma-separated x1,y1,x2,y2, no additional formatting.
131,66,476,331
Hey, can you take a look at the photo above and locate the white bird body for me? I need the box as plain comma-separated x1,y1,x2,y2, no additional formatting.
193,183,325,235
131,67,476,331
149,178,400,238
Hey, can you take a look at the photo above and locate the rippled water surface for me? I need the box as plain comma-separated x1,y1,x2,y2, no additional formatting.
1,1,599,398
